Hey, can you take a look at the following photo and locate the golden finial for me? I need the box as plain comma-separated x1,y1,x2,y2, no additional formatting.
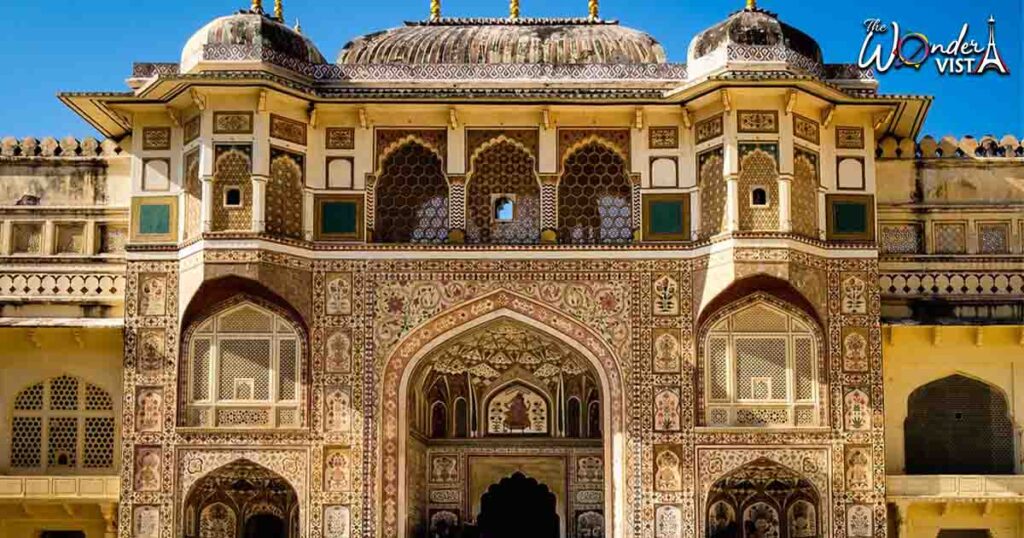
274,0,284,20
745,0,756,10
510,0,520,19
588,0,598,20
294,18,302,33
430,0,441,21
251,0,263,13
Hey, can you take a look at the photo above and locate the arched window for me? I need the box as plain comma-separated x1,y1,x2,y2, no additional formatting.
11,375,115,472
466,141,540,244
431,401,448,439
558,142,633,244
905,374,1014,474
566,397,582,438
375,142,449,243
184,302,302,428
704,300,820,427
454,397,469,438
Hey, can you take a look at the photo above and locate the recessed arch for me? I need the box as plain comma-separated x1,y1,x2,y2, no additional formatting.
182,458,300,538
905,373,1014,474
697,291,827,428
178,289,308,429
465,137,541,244
373,138,449,243
705,458,821,538
379,289,627,538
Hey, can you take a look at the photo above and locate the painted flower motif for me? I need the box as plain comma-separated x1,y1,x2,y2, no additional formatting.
387,296,405,314
598,291,618,312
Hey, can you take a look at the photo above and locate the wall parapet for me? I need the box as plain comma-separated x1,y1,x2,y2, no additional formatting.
887,474,1024,501
877,134,1024,160
0,475,119,500
0,136,123,159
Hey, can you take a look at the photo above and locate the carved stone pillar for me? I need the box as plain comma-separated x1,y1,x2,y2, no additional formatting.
200,175,214,233
539,174,559,243
725,174,740,232
447,174,467,243
252,174,267,233
778,173,793,232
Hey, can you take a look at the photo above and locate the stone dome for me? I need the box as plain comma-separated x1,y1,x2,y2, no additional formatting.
181,11,326,73
337,18,667,65
687,4,823,66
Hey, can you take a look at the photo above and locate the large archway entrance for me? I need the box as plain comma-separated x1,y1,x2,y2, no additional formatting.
383,292,625,538
182,459,298,538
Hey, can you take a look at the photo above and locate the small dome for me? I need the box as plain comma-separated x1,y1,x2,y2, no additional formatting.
337,18,667,65
181,11,325,73
687,5,822,69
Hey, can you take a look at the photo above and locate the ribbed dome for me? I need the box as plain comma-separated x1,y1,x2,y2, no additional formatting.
338,18,667,65
688,6,822,65
181,11,326,72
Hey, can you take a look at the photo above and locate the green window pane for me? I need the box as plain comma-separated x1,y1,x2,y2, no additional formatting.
139,204,171,235
833,202,867,234
649,200,684,235
322,201,358,235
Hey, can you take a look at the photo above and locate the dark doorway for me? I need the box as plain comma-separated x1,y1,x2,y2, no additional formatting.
477,472,559,538
905,374,1014,474
245,513,287,538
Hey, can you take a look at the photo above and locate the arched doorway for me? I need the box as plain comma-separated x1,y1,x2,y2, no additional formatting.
705,458,820,538
182,459,298,538
478,472,559,538
383,292,625,538
244,514,286,538
905,374,1014,474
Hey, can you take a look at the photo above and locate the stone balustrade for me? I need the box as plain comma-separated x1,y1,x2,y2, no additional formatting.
0,136,122,158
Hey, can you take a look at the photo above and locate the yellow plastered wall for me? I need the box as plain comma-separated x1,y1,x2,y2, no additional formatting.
897,502,1021,538
884,325,1024,538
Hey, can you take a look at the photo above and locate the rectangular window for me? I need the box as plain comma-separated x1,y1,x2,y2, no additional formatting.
643,193,690,241
315,195,364,241
826,194,875,242
131,196,178,243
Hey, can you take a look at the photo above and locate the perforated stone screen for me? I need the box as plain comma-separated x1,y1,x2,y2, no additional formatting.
467,141,540,244
558,143,632,244
375,143,449,243
10,376,115,472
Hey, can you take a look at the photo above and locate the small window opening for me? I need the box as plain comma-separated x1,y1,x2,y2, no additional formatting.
224,187,242,207
751,187,768,206
493,195,515,222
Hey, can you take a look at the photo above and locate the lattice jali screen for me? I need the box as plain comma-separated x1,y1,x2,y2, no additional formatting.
698,148,725,239
212,147,253,232
557,142,632,244
466,141,540,244
267,151,305,239
374,142,449,243
703,301,820,427
184,302,302,428
792,150,819,238
738,147,780,231
10,376,115,472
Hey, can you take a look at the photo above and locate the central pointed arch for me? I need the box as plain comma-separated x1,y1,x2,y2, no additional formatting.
378,289,627,538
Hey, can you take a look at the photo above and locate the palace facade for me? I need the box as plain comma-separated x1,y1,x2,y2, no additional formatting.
0,1,1022,537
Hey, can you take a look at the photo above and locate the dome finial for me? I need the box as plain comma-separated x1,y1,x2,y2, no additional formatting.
510,0,520,19
294,18,302,33
274,0,284,20
745,0,756,10
250,0,264,14
588,0,598,20
430,0,441,21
